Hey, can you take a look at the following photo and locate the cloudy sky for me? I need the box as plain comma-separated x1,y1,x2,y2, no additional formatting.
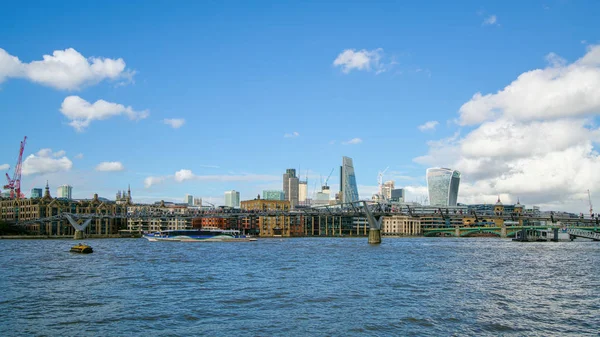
1,1,599,212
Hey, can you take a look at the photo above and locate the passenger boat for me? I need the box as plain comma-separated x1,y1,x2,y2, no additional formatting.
144,226,257,242
70,243,93,253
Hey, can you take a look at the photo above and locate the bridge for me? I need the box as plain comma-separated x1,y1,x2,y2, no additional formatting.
423,224,600,238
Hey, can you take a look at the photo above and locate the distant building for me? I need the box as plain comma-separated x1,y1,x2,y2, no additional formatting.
382,180,395,200
263,190,285,201
224,190,240,208
340,156,359,204
391,188,405,202
115,186,132,205
299,180,307,203
30,188,43,199
57,185,72,199
193,197,202,206
283,168,299,208
426,168,460,206
185,194,194,206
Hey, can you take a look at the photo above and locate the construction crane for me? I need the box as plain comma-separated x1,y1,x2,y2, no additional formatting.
377,166,389,197
3,136,27,199
323,168,334,187
588,189,593,217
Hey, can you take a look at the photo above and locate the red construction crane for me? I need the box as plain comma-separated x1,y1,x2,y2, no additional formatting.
3,136,27,199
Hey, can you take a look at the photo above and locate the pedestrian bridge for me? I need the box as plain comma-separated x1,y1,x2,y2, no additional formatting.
423,225,600,238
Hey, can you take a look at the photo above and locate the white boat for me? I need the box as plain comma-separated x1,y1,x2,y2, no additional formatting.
144,226,257,242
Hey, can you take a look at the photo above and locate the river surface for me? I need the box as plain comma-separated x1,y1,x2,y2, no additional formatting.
0,237,598,336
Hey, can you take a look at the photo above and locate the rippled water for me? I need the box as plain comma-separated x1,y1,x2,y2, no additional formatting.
1,237,599,336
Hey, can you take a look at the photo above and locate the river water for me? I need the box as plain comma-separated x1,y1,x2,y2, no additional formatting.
0,237,598,336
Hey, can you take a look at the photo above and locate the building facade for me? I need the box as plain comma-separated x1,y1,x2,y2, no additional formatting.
30,188,43,199
340,156,359,204
263,190,285,201
391,188,405,202
283,169,299,209
382,215,422,236
426,168,460,206
224,190,240,208
241,199,290,212
298,180,307,203
382,181,395,200
57,185,72,199
185,194,194,206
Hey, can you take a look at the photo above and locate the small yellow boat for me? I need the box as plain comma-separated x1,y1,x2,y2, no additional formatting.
70,243,93,254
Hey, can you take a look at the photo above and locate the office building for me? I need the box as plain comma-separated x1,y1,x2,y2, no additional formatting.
283,168,299,208
30,188,43,199
193,197,202,206
299,180,307,203
340,156,359,204
57,185,72,199
224,190,240,208
263,190,285,201
390,188,405,202
185,194,194,206
382,180,395,200
426,168,461,206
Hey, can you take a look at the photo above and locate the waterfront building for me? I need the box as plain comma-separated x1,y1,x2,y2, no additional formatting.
30,188,43,199
263,190,285,201
382,215,421,236
185,194,194,206
224,190,240,208
299,180,307,203
390,188,405,202
340,156,359,204
241,199,290,212
426,168,460,206
57,185,72,199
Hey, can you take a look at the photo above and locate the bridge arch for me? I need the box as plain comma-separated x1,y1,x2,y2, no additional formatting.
459,229,501,237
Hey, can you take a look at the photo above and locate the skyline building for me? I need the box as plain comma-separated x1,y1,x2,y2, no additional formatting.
382,180,395,200
193,197,202,206
391,188,405,202
57,185,72,199
263,190,285,201
299,180,307,203
30,188,43,199
282,168,299,208
224,190,240,208
426,168,461,206
340,156,359,204
185,194,193,206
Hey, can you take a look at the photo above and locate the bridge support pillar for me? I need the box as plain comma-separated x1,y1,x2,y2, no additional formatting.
74,230,84,240
368,229,381,244
454,226,460,237
501,225,507,238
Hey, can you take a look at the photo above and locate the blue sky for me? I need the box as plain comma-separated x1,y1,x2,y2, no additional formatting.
1,0,600,211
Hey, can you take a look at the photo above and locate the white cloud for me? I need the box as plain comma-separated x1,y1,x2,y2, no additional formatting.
342,138,363,145
53,150,66,157
163,118,185,129
96,161,125,172
0,48,134,90
416,45,600,212
482,15,498,26
75,153,84,159
22,149,72,176
174,169,195,182
144,176,166,188
284,131,299,138
60,95,149,131
0,164,9,171
333,48,384,74
459,45,600,125
418,121,439,131
144,170,280,188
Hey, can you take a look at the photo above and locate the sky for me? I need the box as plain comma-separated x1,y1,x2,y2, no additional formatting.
1,0,599,212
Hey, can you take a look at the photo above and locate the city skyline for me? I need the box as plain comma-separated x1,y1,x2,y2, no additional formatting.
1,2,600,212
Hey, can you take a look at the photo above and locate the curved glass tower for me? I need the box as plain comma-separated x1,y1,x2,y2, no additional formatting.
341,156,359,204
426,168,460,206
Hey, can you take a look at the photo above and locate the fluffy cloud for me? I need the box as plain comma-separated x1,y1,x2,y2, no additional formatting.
482,15,498,26
284,131,299,138
342,138,363,145
0,48,134,90
53,150,66,157
22,149,72,176
95,161,125,172
163,118,185,129
144,170,280,188
418,121,439,132
144,176,166,188
333,48,384,74
60,95,149,131
416,45,600,212
174,169,195,182
0,164,9,171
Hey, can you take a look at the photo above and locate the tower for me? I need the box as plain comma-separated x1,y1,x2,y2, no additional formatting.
426,168,460,206
340,156,359,204
494,196,504,215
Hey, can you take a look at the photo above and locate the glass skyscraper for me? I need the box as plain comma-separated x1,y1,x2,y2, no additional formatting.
224,190,240,208
341,156,359,204
263,190,285,201
426,168,460,206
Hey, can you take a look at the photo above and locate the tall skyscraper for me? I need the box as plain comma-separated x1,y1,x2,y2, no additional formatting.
340,156,359,204
263,190,285,200
57,185,72,199
426,168,460,206
185,194,194,206
282,168,299,208
30,188,43,198
391,188,405,202
224,190,240,208
298,180,307,203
